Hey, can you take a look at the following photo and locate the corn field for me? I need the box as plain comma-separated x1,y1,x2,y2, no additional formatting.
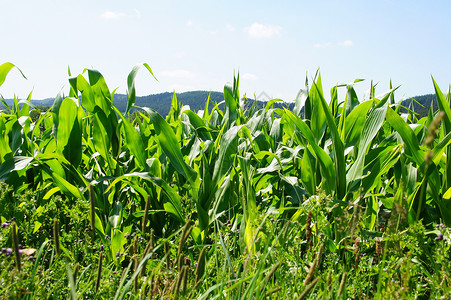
1,62,451,299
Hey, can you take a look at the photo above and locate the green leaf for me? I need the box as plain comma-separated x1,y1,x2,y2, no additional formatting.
212,125,242,185
111,229,126,261
43,187,60,200
283,110,336,194
51,172,84,200
346,95,389,189
56,98,82,167
0,156,33,181
361,145,401,194
385,106,424,165
76,74,96,112
112,106,147,169
223,80,239,128
310,73,326,143
443,186,451,200
364,195,378,230
92,107,115,172
106,201,123,236
432,77,451,190
343,101,373,147
315,80,347,199
126,63,158,115
301,147,315,195
145,108,198,185
345,84,360,115
183,110,212,141
293,88,308,116
0,62,26,87
106,172,184,223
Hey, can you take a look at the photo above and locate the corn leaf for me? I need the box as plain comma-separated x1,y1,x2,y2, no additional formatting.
0,62,26,87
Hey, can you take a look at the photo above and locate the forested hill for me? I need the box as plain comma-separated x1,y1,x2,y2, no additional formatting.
113,91,226,116
1,90,295,116
399,94,438,118
0,91,441,118
116,91,295,116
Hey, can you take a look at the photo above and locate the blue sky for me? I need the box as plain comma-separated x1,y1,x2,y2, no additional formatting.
1,0,450,102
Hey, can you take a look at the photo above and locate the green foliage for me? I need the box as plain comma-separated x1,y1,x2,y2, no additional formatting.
1,62,451,298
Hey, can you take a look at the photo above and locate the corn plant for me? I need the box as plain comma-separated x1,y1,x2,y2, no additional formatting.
1,61,451,298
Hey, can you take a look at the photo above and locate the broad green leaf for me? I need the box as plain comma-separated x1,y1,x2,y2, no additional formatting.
385,106,424,165
51,172,84,200
223,82,238,128
346,84,360,115
315,80,347,199
444,187,451,200
361,145,401,194
145,108,197,185
76,74,97,112
264,98,283,112
43,187,60,200
0,129,12,163
310,74,326,143
106,201,123,236
126,63,158,115
88,69,112,114
293,88,308,116
346,95,389,189
343,101,373,147
0,156,33,181
111,229,126,261
0,62,26,87
112,106,147,169
283,110,336,194
301,147,315,195
92,107,115,173
183,110,212,141
212,125,242,185
432,131,451,165
56,98,77,154
364,195,378,230
167,92,181,123
432,77,451,190
106,172,184,223
269,118,282,150
56,98,82,167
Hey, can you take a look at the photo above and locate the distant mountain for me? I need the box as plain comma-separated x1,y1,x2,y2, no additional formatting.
399,94,438,119
0,98,55,108
2,91,442,119
115,91,225,116
1,91,295,116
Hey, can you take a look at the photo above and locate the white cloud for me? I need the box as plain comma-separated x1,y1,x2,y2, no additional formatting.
100,11,126,20
133,9,141,19
160,70,196,79
242,73,259,81
244,23,282,38
186,20,193,27
339,40,354,47
226,24,236,32
313,42,332,48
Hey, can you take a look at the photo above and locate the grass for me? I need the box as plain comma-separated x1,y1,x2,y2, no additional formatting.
1,184,450,299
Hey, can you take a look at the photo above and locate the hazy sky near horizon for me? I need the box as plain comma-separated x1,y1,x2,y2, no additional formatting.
1,0,450,102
